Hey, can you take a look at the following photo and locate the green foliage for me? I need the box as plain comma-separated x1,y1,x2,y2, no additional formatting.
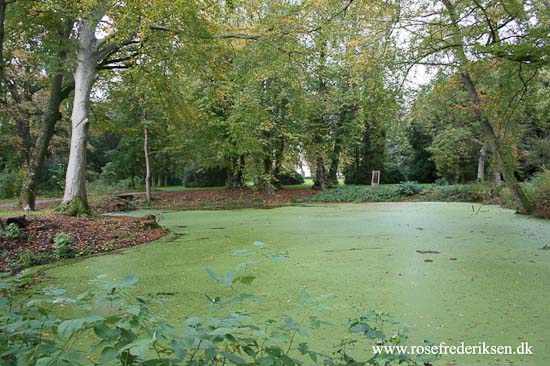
276,170,304,185
308,183,422,203
426,183,498,203
308,185,406,203
37,162,66,197
183,165,227,188
381,162,407,184
396,181,422,196
0,170,22,199
524,137,550,176
427,127,479,183
404,121,437,183
306,183,504,204
4,223,22,241
15,250,54,269
53,232,75,258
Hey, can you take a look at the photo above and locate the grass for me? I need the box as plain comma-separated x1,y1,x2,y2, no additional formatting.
155,178,341,191
36,203,550,365
0,208,52,218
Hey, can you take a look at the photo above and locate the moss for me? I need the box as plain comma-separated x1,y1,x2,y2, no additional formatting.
58,196,91,217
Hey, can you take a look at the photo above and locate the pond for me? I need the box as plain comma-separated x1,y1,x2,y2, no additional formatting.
41,202,550,365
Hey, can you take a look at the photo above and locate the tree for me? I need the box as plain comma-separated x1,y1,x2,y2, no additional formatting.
402,0,540,213
0,0,75,210
61,0,210,214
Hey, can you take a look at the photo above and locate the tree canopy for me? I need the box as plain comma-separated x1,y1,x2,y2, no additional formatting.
0,0,549,214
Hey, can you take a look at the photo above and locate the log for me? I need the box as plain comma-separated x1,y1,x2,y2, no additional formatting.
6,215,30,228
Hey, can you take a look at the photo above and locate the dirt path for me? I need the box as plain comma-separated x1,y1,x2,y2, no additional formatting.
0,198,62,210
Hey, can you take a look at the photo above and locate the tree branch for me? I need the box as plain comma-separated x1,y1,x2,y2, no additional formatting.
150,25,261,40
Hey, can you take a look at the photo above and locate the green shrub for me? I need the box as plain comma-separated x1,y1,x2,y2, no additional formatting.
381,162,407,184
396,181,422,196
309,185,403,203
308,183,504,204
3,223,22,241
428,182,498,203
183,165,227,187
53,232,75,258
15,250,54,269
276,170,305,185
434,178,449,186
498,187,516,208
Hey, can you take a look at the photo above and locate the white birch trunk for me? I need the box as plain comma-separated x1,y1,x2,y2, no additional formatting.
62,19,99,210
477,143,487,182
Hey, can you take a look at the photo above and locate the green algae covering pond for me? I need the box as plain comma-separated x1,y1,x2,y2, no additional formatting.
40,202,549,366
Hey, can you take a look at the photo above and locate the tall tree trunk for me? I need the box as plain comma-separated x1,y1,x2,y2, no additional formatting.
312,39,328,191
0,0,11,94
327,137,342,187
477,143,487,182
261,157,274,194
442,0,534,214
313,155,326,190
20,73,72,210
272,138,285,188
62,19,98,215
144,127,152,203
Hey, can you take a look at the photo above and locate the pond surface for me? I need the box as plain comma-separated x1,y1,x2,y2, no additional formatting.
43,202,550,365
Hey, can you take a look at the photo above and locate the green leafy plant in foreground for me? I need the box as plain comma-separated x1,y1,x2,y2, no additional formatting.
2,223,22,241
0,243,435,365
53,232,76,258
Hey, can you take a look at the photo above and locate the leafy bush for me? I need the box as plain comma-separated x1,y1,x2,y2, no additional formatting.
3,223,22,241
420,182,498,204
53,232,75,258
183,165,228,187
15,250,54,269
276,170,305,185
381,162,407,184
306,183,506,205
396,181,422,196
308,185,404,203
434,178,449,186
